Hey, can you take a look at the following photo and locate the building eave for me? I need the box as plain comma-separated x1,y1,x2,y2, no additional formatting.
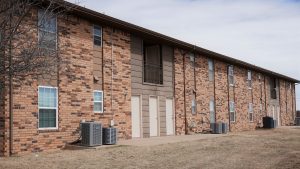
63,1,300,83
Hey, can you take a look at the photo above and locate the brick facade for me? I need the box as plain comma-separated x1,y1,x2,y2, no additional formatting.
0,4,297,156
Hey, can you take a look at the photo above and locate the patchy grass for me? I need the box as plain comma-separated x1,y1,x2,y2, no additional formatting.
0,127,299,169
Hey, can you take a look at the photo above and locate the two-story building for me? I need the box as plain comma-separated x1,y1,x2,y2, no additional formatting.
0,1,298,156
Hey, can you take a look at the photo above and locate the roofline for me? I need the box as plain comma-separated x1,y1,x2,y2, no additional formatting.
63,1,299,83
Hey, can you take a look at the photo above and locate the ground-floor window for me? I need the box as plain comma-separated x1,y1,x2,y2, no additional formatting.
209,99,215,123
38,86,58,129
229,101,235,122
249,103,254,122
94,90,103,113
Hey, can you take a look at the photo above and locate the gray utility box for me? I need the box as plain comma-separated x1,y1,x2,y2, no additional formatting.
210,123,222,134
102,127,117,145
295,118,300,126
210,123,228,134
81,122,102,146
222,123,228,134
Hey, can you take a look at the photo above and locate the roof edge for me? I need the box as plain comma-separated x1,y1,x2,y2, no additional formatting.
63,1,300,83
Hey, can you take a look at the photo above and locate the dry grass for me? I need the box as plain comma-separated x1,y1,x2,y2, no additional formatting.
0,127,299,169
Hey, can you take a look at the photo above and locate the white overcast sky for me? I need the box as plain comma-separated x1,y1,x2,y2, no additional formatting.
68,0,300,110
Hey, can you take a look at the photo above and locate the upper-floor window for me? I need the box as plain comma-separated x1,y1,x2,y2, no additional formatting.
228,65,234,86
143,44,163,84
247,70,252,89
38,86,58,129
248,103,253,122
38,9,57,49
270,78,277,99
208,59,214,81
190,53,195,63
93,25,102,46
94,90,103,113
229,101,235,122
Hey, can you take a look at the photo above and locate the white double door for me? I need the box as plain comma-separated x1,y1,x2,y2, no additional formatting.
132,96,174,138
149,97,174,136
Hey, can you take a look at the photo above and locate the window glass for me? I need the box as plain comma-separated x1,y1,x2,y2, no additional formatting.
94,91,103,113
38,9,57,49
93,25,102,46
38,86,57,129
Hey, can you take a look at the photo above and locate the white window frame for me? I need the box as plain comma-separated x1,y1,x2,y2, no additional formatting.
208,59,214,81
93,90,104,113
247,70,252,89
229,101,235,122
209,99,215,123
248,103,254,122
93,25,102,46
38,9,57,50
38,86,58,130
228,65,234,86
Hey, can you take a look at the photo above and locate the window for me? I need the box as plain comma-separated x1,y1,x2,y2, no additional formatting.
38,86,58,129
209,99,215,123
190,53,195,63
229,101,235,122
38,9,57,49
191,93,196,114
144,45,163,84
94,91,103,113
208,59,214,81
270,78,277,99
247,70,252,89
93,25,102,46
249,103,253,122
228,65,234,86
258,74,262,84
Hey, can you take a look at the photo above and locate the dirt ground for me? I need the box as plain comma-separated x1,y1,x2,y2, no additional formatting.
0,127,299,169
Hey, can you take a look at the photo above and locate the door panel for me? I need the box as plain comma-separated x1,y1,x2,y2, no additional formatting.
149,96,158,137
131,96,141,138
166,98,174,135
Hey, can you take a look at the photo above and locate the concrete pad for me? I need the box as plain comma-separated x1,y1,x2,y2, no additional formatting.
118,134,227,147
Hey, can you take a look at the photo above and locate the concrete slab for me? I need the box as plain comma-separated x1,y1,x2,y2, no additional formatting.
118,134,227,147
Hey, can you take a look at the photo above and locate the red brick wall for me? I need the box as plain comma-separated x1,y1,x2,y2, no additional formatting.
1,9,131,156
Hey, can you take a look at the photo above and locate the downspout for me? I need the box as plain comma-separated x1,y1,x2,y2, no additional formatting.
278,80,281,126
264,76,267,116
213,60,216,123
110,28,114,126
8,6,13,156
226,65,231,131
173,49,176,135
285,82,288,120
182,50,187,135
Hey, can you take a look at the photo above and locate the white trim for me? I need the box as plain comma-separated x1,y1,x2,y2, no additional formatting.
228,65,234,86
38,86,58,130
93,90,103,113
248,103,254,122
229,101,235,122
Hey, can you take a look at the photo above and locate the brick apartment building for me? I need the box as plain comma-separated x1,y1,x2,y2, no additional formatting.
0,1,298,156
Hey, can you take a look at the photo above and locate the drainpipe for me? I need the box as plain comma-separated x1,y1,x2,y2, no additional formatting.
8,6,13,156
182,50,187,135
264,76,267,116
213,60,217,124
110,28,114,127
226,65,231,131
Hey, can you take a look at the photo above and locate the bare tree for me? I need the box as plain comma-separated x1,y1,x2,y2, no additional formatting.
0,0,77,156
